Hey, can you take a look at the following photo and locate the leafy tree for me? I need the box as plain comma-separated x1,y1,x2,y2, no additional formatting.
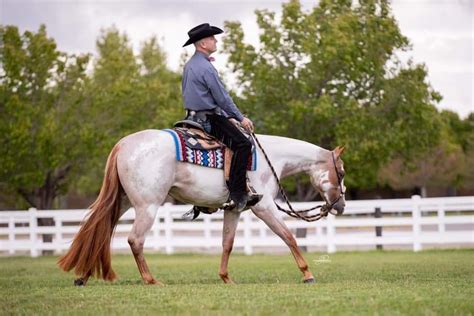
0,25,93,209
379,111,473,196
441,110,474,152
222,0,442,195
460,113,474,191
0,25,183,208
75,28,183,194
378,138,465,197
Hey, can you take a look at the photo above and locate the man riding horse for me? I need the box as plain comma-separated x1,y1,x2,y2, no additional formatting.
182,23,259,212
58,23,346,286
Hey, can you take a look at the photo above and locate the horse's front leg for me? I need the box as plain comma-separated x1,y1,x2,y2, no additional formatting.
219,210,241,284
252,205,315,283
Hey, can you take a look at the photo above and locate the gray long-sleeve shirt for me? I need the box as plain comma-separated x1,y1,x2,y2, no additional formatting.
182,51,244,122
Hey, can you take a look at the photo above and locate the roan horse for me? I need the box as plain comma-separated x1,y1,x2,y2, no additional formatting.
58,129,346,285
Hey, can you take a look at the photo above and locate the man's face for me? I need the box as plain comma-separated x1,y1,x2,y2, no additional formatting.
201,36,217,54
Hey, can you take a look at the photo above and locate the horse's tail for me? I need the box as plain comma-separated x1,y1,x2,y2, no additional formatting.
58,143,123,281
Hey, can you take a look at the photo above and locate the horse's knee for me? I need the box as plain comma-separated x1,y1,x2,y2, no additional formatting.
128,235,144,253
222,242,233,254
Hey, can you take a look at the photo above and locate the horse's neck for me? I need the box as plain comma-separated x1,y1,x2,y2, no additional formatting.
258,135,330,178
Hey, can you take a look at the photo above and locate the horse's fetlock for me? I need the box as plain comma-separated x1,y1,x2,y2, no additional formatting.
219,271,228,278
300,264,309,272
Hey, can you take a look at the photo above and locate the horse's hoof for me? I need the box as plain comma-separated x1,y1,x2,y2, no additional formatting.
303,278,316,284
74,278,85,286
146,279,164,286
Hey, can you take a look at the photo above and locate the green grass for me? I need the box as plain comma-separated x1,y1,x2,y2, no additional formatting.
1,250,473,315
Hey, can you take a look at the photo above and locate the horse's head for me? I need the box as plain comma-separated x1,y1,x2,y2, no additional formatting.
310,146,346,215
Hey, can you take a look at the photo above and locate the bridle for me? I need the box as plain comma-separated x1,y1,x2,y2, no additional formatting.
252,133,345,222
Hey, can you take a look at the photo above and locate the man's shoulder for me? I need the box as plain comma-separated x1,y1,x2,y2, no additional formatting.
187,54,212,70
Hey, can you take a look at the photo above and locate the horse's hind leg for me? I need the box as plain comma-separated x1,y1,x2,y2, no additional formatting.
128,203,163,285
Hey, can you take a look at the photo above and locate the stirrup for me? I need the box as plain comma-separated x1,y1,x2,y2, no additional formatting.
246,183,263,207
182,206,219,221
247,192,263,207
222,192,263,212
181,207,200,221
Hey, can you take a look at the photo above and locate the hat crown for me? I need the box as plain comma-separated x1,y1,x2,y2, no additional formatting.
188,23,210,37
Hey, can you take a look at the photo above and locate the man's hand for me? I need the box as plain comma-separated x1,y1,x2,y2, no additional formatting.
241,117,254,133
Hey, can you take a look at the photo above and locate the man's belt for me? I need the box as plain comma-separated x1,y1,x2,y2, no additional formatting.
186,108,222,120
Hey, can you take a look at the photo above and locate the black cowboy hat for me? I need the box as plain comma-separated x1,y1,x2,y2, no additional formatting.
183,23,223,47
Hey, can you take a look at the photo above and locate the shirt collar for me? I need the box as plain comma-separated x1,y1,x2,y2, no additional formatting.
194,50,213,62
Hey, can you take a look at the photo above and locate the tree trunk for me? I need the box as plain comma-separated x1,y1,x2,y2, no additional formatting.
413,186,427,198
446,186,457,196
18,165,72,255
296,180,319,202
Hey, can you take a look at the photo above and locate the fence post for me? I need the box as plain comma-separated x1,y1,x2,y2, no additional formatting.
8,216,15,255
152,209,160,251
375,207,383,250
29,208,39,257
204,216,211,250
243,212,252,255
326,214,336,253
412,195,422,252
316,223,323,249
164,204,173,254
296,228,308,252
55,214,62,254
438,203,446,237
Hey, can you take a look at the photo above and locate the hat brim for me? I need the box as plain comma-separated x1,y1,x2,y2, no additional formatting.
183,26,223,47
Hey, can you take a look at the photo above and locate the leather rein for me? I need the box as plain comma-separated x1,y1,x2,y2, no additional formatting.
251,133,345,222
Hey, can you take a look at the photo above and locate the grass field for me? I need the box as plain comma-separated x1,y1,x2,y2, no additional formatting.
1,250,473,315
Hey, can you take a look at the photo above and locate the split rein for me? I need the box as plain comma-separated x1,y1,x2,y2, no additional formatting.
251,133,344,222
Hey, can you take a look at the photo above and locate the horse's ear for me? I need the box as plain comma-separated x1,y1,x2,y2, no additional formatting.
334,146,345,157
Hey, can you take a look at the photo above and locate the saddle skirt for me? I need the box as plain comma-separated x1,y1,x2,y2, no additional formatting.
163,127,257,171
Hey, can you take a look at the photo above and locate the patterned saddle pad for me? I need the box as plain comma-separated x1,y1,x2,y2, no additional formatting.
163,128,257,171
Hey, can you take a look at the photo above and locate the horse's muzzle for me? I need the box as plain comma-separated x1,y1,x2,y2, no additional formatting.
332,199,345,215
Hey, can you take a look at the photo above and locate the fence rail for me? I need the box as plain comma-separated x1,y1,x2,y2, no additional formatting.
1,196,473,257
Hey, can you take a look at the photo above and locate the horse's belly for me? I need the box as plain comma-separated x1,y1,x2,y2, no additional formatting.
169,163,229,207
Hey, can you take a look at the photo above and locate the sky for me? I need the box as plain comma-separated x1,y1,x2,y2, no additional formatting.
1,0,473,117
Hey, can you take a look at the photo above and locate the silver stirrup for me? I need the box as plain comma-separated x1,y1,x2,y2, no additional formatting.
181,208,196,221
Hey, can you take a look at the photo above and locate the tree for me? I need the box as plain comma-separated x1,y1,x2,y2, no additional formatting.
75,28,183,194
0,25,93,209
0,25,183,208
222,0,442,195
379,111,473,196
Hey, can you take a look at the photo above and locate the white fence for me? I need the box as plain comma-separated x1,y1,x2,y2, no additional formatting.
1,196,473,257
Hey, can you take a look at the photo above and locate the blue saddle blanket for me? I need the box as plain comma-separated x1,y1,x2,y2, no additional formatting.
163,128,257,171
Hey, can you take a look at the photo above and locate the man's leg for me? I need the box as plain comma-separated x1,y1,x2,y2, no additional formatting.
208,114,252,209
